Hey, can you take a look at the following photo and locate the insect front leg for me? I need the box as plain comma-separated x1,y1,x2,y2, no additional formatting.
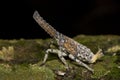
41,49,68,65
57,50,69,69
40,49,50,66
40,39,56,66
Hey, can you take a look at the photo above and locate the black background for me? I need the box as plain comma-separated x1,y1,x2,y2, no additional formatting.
0,0,120,39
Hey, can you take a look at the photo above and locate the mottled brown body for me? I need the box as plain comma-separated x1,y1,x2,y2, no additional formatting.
63,37,77,55
33,11,103,72
57,34,94,62
59,35,77,55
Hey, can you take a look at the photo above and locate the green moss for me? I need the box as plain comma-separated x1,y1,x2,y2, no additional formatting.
29,64,55,80
0,64,55,80
92,62,107,79
91,55,119,79
46,59,66,71
0,63,12,73
106,67,120,80
0,35,120,80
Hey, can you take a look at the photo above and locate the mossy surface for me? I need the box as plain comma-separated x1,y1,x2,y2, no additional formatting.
0,35,120,80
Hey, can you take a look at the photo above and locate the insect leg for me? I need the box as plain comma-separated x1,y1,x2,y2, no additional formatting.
57,50,69,69
68,54,94,73
41,49,67,65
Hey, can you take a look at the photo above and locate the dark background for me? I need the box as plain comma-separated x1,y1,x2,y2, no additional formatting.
0,0,120,39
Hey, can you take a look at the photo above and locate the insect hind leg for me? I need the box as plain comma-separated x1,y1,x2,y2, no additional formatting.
68,54,94,73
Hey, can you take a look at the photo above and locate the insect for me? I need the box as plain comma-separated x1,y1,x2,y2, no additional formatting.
33,11,103,73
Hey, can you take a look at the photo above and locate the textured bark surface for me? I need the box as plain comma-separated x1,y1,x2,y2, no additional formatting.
0,35,120,80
